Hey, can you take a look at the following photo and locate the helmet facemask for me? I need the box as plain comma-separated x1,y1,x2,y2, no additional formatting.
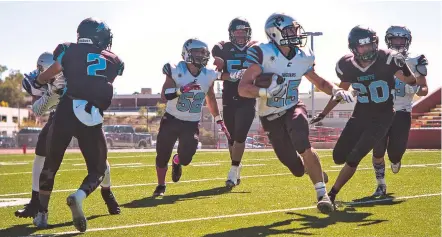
350,36,379,62
386,36,409,55
187,48,210,69
279,24,307,47
229,28,251,48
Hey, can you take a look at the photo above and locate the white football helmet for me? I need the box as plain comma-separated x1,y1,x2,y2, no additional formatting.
181,38,210,68
265,13,307,47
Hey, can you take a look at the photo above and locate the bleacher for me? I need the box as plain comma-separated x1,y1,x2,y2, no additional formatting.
412,104,442,128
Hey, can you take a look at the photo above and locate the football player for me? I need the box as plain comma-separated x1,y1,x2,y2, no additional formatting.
153,38,230,197
370,26,428,196
325,25,421,207
16,52,120,219
28,18,124,232
211,17,257,188
239,12,354,214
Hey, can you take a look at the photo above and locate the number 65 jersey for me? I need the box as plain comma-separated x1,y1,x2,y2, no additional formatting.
163,61,217,122
246,43,315,117
335,49,403,118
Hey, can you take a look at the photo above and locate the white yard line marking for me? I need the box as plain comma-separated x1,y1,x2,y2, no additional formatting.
54,193,441,235
0,162,30,166
1,163,440,197
191,163,220,167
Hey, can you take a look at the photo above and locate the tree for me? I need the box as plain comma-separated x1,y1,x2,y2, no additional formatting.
0,68,26,107
138,106,147,118
0,101,9,107
156,102,166,116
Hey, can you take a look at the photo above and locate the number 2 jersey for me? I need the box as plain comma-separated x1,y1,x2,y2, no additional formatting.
162,61,217,122
393,53,427,112
246,43,315,117
53,41,124,110
211,41,256,106
335,49,403,118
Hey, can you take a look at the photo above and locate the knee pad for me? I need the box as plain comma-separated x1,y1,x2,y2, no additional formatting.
155,156,169,169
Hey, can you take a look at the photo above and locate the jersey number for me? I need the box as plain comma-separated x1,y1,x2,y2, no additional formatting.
177,92,205,113
352,80,391,103
267,80,300,108
395,78,406,97
227,60,250,73
87,53,107,77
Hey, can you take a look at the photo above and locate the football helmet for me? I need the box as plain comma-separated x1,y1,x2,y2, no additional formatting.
385,26,412,55
265,13,307,48
181,38,210,68
77,17,113,50
348,25,379,62
228,17,252,48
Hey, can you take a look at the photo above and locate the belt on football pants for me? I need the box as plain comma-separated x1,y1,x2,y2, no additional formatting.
264,110,287,121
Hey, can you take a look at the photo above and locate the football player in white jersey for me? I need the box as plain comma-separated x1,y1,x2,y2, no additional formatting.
239,12,354,214
16,52,120,219
370,26,429,196
153,38,230,197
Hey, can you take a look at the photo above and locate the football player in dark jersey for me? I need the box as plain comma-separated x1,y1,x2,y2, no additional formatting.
16,52,120,219
322,26,421,207
29,17,124,232
212,17,257,188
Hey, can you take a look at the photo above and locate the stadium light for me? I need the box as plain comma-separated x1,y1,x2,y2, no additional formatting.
305,31,323,117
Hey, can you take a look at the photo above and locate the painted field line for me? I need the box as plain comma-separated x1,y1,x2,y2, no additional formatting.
1,163,439,198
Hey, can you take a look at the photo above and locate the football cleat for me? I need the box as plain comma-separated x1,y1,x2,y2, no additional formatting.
317,194,334,214
225,166,239,188
372,184,387,197
236,164,242,185
66,194,87,232
33,211,48,229
172,154,182,182
391,162,401,174
153,185,166,197
15,200,39,218
101,189,120,215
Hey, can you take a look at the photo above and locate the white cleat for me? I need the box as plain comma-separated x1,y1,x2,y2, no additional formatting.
317,194,334,214
33,211,48,229
225,166,238,188
391,162,401,174
66,194,87,232
236,164,242,185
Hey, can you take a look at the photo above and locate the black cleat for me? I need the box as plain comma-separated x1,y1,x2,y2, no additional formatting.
372,184,387,197
153,185,166,197
172,154,182,182
101,189,120,215
15,201,39,218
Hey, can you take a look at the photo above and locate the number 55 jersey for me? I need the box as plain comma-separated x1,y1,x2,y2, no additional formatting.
163,61,217,122
335,49,403,118
246,43,315,117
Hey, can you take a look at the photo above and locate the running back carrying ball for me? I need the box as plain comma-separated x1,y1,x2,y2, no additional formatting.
253,73,285,88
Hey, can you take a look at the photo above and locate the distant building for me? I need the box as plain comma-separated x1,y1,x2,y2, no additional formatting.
0,107,29,136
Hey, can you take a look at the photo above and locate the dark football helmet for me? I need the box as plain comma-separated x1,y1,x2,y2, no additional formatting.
77,17,113,50
228,17,252,47
348,25,379,62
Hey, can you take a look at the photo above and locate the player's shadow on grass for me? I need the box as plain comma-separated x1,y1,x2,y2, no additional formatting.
344,193,405,208
0,214,105,237
122,186,249,208
203,209,387,237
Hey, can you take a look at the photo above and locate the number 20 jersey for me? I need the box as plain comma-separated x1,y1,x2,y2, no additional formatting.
335,49,402,118
162,61,217,122
246,43,315,117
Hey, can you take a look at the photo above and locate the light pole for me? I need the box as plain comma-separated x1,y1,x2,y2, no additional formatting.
305,31,323,117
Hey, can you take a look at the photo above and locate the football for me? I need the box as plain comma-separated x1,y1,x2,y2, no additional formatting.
253,73,285,88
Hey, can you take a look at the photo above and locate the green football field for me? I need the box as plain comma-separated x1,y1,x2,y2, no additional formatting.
0,150,440,236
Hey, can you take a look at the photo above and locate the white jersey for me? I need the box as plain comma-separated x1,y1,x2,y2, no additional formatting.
247,43,315,116
394,53,427,112
163,61,217,122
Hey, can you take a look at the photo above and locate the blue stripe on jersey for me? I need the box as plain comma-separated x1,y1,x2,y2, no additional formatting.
246,55,259,64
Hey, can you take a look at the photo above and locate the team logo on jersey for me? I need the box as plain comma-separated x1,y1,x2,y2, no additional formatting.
178,73,182,78
287,62,292,67
270,56,276,61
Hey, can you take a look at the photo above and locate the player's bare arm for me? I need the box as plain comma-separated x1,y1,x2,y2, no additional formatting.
416,75,428,96
205,83,220,117
238,63,262,98
37,62,62,85
310,82,352,124
161,75,177,101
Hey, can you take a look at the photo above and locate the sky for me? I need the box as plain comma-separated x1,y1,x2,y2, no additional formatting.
0,0,441,95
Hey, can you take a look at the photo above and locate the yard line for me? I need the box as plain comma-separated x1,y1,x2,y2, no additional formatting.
1,163,440,197
54,192,441,235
